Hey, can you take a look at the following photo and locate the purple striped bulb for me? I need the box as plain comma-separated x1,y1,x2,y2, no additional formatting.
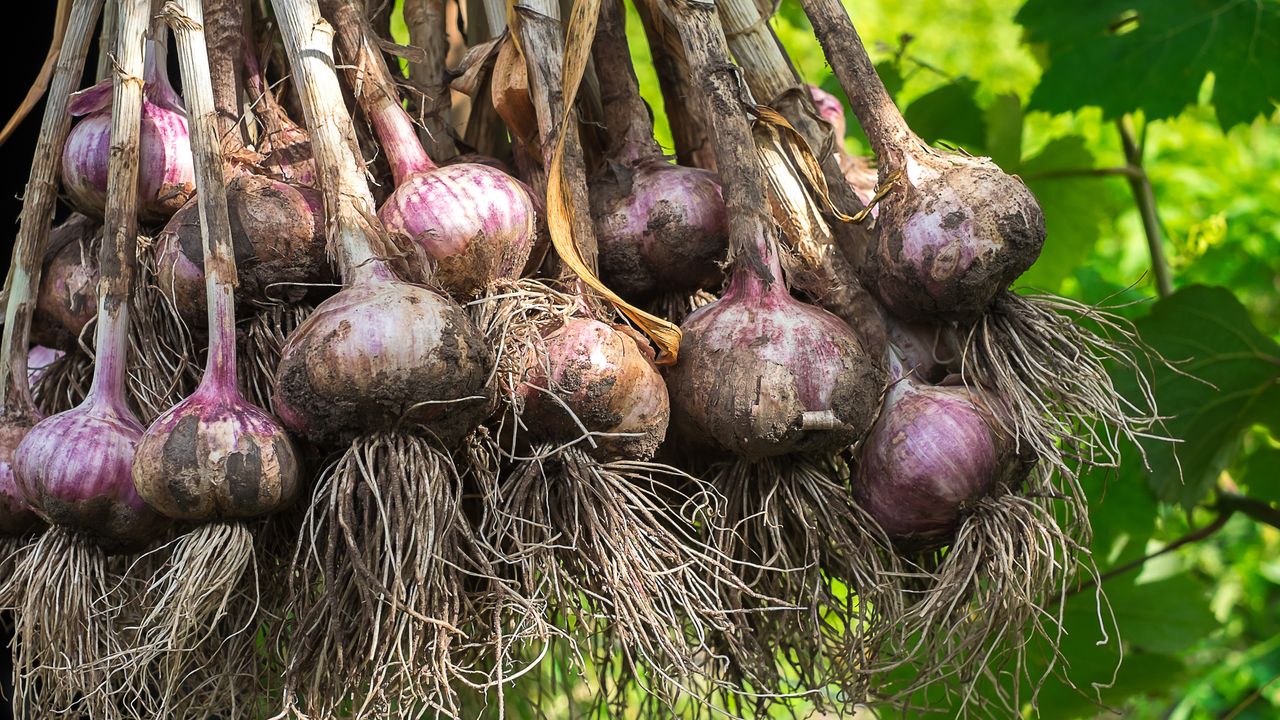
592,159,726,302
0,414,42,537
61,42,195,224
26,346,64,387
33,215,100,351
869,146,1044,323
809,84,847,138
132,383,301,521
666,242,884,460
272,280,493,446
15,393,165,552
153,173,329,326
379,162,536,298
854,367,1024,547
519,318,670,460
0,341,63,534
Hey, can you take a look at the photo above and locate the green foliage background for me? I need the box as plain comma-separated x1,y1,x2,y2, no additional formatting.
405,0,1280,716
667,1,1280,716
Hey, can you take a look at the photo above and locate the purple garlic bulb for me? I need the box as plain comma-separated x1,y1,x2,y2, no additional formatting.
519,318,670,460
855,354,1026,547
667,235,884,461
61,39,195,224
592,159,727,303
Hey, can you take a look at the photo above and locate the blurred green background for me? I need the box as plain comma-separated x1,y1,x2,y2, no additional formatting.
406,0,1275,716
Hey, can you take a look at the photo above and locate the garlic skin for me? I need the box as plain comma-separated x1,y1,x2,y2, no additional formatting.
272,280,494,446
132,381,300,521
519,318,671,460
61,40,195,223
667,240,884,461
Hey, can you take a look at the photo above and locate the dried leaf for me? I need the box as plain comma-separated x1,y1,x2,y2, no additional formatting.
751,105,870,224
544,0,682,364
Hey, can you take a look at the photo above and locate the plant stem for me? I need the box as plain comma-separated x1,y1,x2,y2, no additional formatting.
796,0,915,165
403,0,457,160
205,0,246,144
323,0,438,184
367,0,394,41
633,0,714,170
1218,491,1280,530
456,0,508,160
0,0,102,416
512,0,600,275
665,0,773,282
240,38,293,140
96,0,116,81
272,0,397,284
164,0,242,392
715,0,881,331
86,0,150,407
591,0,659,165
482,0,506,33
1117,115,1173,298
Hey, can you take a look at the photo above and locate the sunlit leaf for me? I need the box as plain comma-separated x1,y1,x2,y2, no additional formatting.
902,77,987,150
985,92,1023,168
1017,0,1280,129
1016,136,1120,292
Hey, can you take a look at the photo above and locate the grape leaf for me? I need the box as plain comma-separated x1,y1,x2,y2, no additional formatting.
985,93,1024,169
877,59,905,101
1083,458,1161,571
1128,286,1280,506
1108,575,1219,654
1014,136,1120,292
1035,650,1185,720
1017,0,1280,129
902,78,987,150
1240,445,1280,505
972,574,1203,718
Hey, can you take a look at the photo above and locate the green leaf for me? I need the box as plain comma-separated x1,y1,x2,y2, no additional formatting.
1014,136,1117,292
1083,460,1160,571
1033,647,1186,720
875,59,905,102
985,93,1024,169
1240,445,1280,505
902,78,987,151
1108,575,1219,654
1017,0,1280,129
1129,286,1280,506
971,574,1201,718
774,0,810,32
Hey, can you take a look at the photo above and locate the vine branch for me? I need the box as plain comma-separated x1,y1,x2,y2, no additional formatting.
1073,488,1280,595
1117,114,1174,298
1022,165,1140,181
